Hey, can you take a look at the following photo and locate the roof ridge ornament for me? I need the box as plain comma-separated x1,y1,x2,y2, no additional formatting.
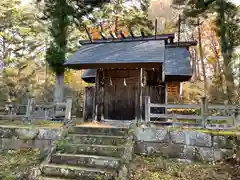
79,34,176,45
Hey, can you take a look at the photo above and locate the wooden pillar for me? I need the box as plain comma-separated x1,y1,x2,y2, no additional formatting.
165,83,168,115
95,69,104,121
97,70,104,120
162,64,165,82
83,87,87,121
101,70,105,120
135,68,143,122
135,88,138,121
93,69,100,121
135,69,140,121
139,68,143,122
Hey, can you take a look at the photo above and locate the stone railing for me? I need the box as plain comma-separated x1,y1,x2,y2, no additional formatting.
0,97,73,122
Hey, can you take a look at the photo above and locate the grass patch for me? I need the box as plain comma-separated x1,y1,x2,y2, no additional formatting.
130,155,240,180
0,120,63,128
0,149,41,180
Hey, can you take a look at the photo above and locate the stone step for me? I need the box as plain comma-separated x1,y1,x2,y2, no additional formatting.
71,126,129,136
56,143,125,157
41,164,116,180
68,134,127,146
51,153,121,169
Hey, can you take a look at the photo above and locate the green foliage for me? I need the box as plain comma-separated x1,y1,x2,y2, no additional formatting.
0,149,40,180
0,0,48,103
36,0,106,101
37,0,106,73
56,136,73,153
86,0,154,35
46,42,65,74
0,0,46,60
38,0,74,73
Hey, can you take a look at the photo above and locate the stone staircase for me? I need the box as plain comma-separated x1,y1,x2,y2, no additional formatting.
37,126,133,180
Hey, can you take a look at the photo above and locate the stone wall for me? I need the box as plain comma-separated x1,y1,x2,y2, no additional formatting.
0,126,62,149
134,126,234,161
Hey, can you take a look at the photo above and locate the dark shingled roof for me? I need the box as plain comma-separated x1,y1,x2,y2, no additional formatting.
63,38,193,82
64,40,165,69
164,47,192,76
81,47,192,83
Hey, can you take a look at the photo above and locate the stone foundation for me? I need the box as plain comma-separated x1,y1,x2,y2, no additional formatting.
134,126,234,162
0,126,62,149
0,125,235,162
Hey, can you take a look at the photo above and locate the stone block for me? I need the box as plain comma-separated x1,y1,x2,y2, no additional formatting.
68,134,127,146
0,127,17,138
184,146,214,161
1,138,52,149
134,127,169,142
170,129,186,144
72,126,128,136
135,141,185,158
157,143,185,158
118,165,128,180
182,146,194,160
198,147,214,161
186,130,212,147
37,128,62,140
51,154,120,169
2,138,34,149
57,143,125,157
34,140,52,149
213,149,233,161
122,141,134,163
16,128,39,140
42,164,116,179
213,135,233,149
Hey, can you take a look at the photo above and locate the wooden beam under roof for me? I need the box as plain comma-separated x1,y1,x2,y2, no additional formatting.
83,0,110,5
166,41,197,48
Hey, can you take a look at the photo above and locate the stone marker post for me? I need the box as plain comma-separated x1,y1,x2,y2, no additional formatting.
200,96,208,128
145,96,150,123
65,97,73,121
25,97,34,121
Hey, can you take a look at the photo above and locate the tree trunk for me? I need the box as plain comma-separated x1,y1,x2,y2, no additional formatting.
218,0,235,102
198,19,208,96
192,47,198,80
223,53,235,101
54,72,64,102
